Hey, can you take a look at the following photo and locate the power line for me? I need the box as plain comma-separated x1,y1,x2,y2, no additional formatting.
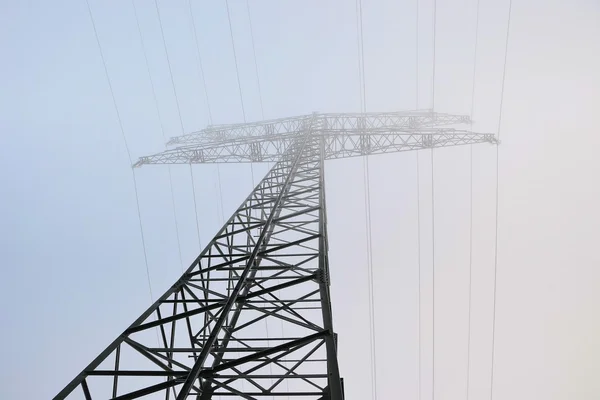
431,0,438,399
355,0,364,112
153,0,186,271
84,0,154,302
245,0,261,188
431,0,437,111
431,147,436,400
496,0,512,143
491,1,513,399
416,0,420,110
245,0,264,120
216,165,226,224
186,0,216,256
154,0,185,135
466,145,474,396
225,0,257,191
225,0,247,123
131,0,165,138
131,1,183,274
188,0,213,125
415,1,422,399
356,2,378,399
363,155,378,400
416,150,422,400
466,0,481,398
189,165,202,251
358,0,367,113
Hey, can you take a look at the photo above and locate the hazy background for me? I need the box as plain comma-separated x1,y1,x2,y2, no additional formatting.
1,0,599,399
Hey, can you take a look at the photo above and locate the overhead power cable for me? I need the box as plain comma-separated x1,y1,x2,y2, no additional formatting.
84,0,161,349
416,149,422,400
132,0,184,273
245,0,264,121
356,1,378,400
466,0,481,398
431,142,436,400
225,0,256,192
188,0,213,125
431,0,437,111
431,0,438,398
187,0,216,253
153,0,186,271
415,0,422,399
216,165,226,225
189,165,202,251
416,0,420,110
490,1,513,399
225,0,247,123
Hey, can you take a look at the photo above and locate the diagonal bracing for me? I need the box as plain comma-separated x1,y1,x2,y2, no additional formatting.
133,111,495,166
55,111,495,400
55,115,343,400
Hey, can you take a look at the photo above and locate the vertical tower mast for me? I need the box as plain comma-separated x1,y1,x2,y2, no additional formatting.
54,111,495,399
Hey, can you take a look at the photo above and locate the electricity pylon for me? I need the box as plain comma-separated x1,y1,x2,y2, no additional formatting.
54,111,496,400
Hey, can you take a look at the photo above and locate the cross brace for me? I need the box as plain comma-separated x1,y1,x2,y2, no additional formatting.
55,111,495,399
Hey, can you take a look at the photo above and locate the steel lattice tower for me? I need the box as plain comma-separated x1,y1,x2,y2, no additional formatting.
55,111,496,400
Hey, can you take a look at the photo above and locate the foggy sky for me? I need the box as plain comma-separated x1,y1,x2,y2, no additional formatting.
0,0,599,399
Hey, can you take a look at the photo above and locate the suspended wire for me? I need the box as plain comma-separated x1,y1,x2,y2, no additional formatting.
245,0,264,120
83,0,160,348
496,1,512,143
186,0,217,254
131,0,165,138
131,1,184,273
415,0,422,399
358,0,367,113
216,165,226,225
466,0,481,398
154,0,185,135
355,0,364,113
152,0,186,270
466,146,474,396
363,156,378,400
225,0,256,198
189,165,202,251
416,0,420,110
361,158,377,400
430,0,438,397
225,0,247,123
491,1,512,399
188,0,213,125
356,1,378,399
431,0,437,111
431,147,436,400
416,150,422,400
200,6,224,231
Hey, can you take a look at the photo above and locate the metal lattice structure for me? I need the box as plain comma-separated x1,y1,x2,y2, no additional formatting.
55,111,496,400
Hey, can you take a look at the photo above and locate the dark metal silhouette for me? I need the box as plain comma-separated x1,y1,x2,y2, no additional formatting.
55,111,495,400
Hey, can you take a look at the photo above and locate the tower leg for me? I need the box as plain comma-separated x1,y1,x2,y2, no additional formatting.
55,120,343,400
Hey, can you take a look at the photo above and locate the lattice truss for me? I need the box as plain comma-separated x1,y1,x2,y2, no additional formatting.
56,111,495,400
133,111,496,166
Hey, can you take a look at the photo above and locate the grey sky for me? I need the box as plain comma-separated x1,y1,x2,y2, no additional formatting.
1,0,599,399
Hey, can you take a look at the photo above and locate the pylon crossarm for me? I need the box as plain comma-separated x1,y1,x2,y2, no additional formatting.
134,129,495,167
165,110,470,147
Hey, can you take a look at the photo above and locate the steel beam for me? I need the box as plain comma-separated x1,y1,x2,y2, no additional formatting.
55,115,343,400
56,110,498,399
